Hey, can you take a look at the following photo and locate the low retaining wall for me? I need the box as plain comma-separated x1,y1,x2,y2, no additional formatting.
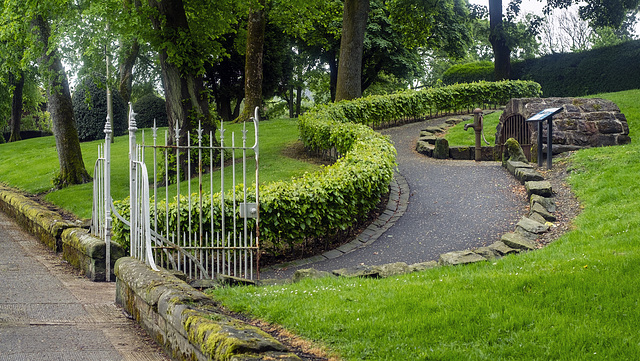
0,183,123,281
115,257,300,361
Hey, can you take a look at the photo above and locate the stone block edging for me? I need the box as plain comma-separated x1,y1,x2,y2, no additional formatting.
114,257,300,361
0,183,123,281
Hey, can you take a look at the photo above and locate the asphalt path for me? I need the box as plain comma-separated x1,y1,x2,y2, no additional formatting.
0,210,170,361
262,117,528,279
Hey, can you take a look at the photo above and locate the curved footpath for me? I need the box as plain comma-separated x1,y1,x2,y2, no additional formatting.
262,115,529,280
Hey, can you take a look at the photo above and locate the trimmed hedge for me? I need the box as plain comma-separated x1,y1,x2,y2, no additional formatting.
442,61,495,85
442,40,640,97
72,75,128,141
112,80,541,255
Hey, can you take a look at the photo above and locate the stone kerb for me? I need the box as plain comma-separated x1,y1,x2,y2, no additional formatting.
114,257,300,361
0,183,123,281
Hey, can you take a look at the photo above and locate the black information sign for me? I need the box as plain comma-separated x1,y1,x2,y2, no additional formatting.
526,107,563,169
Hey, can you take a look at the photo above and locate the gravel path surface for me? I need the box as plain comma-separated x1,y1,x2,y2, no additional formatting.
262,117,529,280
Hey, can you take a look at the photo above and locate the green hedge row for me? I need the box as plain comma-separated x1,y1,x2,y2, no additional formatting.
112,80,541,255
442,40,640,97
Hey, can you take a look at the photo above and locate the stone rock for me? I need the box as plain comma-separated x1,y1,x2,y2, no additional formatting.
409,261,438,272
373,262,412,278
501,232,537,250
528,212,548,225
433,138,449,159
506,160,533,174
525,181,553,197
419,134,438,144
531,202,556,221
516,217,549,234
332,265,380,278
449,147,472,160
503,138,528,163
416,140,435,156
292,268,334,283
422,126,446,134
474,247,499,259
445,118,462,125
488,241,519,256
189,279,221,290
530,194,556,213
515,168,544,183
439,250,486,266
217,274,257,286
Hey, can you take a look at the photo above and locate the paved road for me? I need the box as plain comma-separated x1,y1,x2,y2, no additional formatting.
263,117,528,279
0,210,170,361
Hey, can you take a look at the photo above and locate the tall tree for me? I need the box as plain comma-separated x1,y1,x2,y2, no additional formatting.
236,0,267,122
8,71,24,142
335,0,370,102
489,0,510,79
31,14,91,186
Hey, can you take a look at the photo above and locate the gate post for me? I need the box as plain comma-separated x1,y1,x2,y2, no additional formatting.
128,103,138,258
104,115,112,281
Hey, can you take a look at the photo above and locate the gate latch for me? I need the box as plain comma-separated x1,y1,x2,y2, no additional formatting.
239,203,258,218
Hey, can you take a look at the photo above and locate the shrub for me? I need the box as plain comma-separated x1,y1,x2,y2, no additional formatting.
72,75,127,141
132,94,168,129
442,61,495,85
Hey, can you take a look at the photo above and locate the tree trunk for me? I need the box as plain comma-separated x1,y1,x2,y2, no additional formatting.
149,0,216,178
118,38,139,105
335,0,370,102
326,50,338,102
295,86,302,117
9,71,24,142
118,0,142,105
236,0,267,123
32,15,91,187
489,0,511,80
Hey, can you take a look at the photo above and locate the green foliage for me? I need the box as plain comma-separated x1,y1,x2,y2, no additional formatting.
72,75,128,141
512,40,640,97
132,94,168,129
445,111,500,146
442,61,495,85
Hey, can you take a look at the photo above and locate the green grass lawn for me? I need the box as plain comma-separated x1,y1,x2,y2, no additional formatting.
445,110,501,147
209,89,640,360
0,118,320,219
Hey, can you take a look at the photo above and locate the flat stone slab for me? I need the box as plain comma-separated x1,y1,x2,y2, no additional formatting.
488,241,519,256
516,217,549,234
525,181,553,197
474,247,499,259
439,250,486,266
416,140,435,156
418,134,438,144
445,118,463,125
531,202,556,221
506,160,533,174
421,126,446,134
332,265,380,278
409,261,438,272
292,268,334,283
373,262,412,278
515,168,544,183
530,195,557,213
501,232,537,250
528,212,548,225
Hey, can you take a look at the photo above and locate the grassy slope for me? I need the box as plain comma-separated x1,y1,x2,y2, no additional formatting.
210,89,640,360
0,118,319,218
445,111,501,147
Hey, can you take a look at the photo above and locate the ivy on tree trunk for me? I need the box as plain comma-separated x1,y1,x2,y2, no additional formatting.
32,15,91,188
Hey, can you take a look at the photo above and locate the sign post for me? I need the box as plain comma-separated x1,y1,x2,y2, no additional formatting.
526,107,562,169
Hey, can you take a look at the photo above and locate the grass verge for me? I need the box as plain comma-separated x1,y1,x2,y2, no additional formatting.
445,110,501,147
0,118,320,219
208,89,640,360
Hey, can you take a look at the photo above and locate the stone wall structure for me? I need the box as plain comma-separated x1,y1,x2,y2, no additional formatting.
497,97,631,155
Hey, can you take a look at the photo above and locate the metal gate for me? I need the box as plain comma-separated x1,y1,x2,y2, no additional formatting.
497,114,532,161
92,106,260,281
